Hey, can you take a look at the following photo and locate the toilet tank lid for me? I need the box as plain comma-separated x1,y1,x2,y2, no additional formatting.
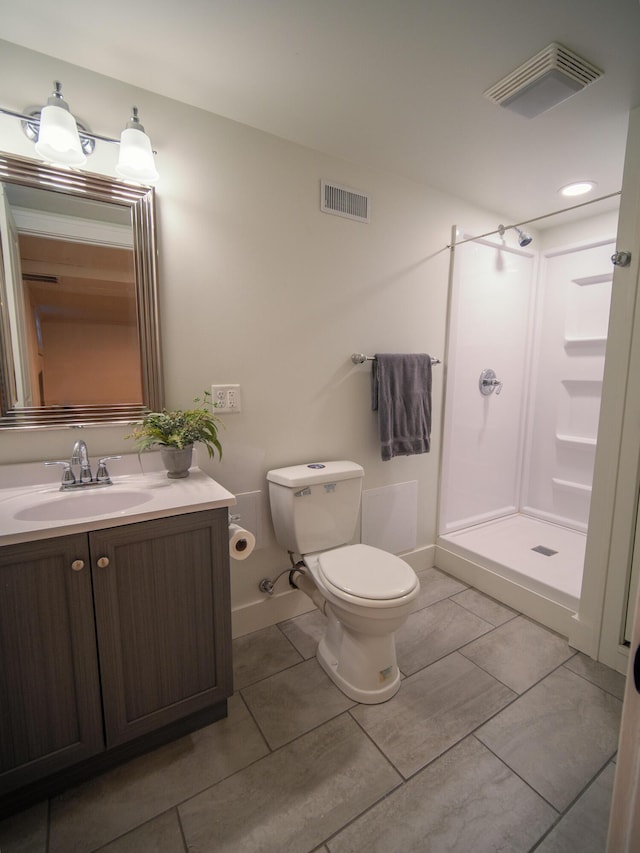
267,461,364,487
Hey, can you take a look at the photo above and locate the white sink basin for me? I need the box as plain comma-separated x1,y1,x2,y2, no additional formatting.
0,455,236,546
14,489,153,522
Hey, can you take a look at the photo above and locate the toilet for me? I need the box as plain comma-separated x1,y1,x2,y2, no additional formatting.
267,461,419,703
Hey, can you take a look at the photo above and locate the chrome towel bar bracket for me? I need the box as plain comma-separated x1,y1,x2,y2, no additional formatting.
351,352,441,365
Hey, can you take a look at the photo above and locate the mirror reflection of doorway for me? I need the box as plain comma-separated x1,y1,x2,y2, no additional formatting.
19,234,141,407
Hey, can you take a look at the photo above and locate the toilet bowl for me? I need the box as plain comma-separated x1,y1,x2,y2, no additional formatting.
297,544,419,703
267,460,419,704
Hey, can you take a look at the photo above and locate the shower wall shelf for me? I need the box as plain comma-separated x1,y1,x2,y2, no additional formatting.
556,433,597,447
552,477,592,494
564,336,607,349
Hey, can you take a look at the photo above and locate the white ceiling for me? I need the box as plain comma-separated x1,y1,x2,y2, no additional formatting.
3,0,640,226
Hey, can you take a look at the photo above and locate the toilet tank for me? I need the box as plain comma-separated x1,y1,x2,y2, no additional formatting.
267,461,364,554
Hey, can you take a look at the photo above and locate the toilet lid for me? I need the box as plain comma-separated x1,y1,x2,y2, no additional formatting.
317,544,418,600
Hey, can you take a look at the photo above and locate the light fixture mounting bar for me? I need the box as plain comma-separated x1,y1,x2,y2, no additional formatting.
0,105,120,146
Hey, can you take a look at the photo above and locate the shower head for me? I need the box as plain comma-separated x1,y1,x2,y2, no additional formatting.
515,227,533,247
497,224,533,247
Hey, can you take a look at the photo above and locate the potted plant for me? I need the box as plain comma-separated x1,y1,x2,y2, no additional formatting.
126,391,223,478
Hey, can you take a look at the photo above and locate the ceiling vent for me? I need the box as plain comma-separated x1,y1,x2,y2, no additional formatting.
484,43,603,118
321,180,370,223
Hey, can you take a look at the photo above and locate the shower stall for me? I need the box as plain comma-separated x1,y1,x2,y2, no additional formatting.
436,213,618,635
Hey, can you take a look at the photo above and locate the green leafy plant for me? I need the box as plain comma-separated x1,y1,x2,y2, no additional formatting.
126,391,223,460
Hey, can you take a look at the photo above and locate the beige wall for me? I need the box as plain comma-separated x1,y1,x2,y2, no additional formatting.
0,39,506,633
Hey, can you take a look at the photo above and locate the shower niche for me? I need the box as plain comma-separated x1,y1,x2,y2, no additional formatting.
437,215,617,633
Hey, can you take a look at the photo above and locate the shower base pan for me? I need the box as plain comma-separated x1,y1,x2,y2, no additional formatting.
436,514,584,634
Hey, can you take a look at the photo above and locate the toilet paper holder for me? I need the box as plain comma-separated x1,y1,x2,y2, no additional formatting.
228,514,256,561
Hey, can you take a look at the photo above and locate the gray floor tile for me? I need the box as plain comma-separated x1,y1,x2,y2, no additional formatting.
48,694,269,853
233,624,303,688
242,658,355,748
179,714,401,853
410,567,468,612
351,652,515,778
98,809,186,853
564,653,626,700
0,801,48,853
1,583,624,853
535,763,615,853
451,587,519,626
460,615,574,693
278,609,327,659
396,598,493,675
476,667,622,811
327,735,556,853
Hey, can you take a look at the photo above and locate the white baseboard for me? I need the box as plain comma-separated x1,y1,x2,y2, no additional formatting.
232,588,316,638
401,544,436,572
568,613,600,657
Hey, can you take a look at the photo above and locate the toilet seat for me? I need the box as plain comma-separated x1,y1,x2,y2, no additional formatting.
316,544,418,601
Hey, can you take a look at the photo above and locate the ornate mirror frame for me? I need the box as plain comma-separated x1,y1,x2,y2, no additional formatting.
0,152,163,429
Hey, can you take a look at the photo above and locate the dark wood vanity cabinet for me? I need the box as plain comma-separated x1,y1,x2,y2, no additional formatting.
0,508,232,809
91,510,232,746
0,534,103,794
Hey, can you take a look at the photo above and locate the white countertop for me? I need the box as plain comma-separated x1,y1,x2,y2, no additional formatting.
0,454,236,546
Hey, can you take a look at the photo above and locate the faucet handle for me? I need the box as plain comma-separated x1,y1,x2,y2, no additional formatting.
96,455,122,483
45,460,76,487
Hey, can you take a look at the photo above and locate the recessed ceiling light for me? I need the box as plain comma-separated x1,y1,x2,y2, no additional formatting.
560,181,596,197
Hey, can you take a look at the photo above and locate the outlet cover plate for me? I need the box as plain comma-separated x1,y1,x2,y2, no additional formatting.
212,384,241,413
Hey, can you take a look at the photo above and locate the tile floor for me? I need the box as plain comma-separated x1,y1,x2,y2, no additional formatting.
0,567,625,853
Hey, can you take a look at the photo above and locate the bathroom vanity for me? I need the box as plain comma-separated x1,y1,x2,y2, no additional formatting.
0,458,235,816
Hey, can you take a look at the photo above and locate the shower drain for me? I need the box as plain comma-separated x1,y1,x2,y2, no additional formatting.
532,545,558,556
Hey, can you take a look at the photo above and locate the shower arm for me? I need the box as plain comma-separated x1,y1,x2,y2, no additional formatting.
446,190,621,249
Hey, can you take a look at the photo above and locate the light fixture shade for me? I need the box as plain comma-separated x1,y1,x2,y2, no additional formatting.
35,102,86,166
116,126,159,184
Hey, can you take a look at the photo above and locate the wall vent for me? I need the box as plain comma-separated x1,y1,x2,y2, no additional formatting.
321,180,370,223
484,43,603,118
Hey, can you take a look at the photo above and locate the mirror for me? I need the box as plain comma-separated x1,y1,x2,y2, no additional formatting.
0,152,163,428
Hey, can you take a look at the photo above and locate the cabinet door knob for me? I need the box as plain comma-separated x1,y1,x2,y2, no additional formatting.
71,559,85,572
97,556,110,568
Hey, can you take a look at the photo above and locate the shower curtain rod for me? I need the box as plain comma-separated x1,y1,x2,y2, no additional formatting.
446,190,622,249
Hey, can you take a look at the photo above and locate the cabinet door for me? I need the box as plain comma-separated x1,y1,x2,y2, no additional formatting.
90,509,232,747
0,535,103,794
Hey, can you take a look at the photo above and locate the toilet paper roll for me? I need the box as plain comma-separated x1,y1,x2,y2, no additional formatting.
228,523,256,560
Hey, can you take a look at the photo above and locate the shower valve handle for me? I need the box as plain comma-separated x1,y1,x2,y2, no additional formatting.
479,368,503,396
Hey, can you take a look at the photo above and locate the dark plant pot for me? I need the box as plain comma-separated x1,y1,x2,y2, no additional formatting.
160,445,194,479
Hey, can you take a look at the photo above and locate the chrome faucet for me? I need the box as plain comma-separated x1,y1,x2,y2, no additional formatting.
44,440,121,490
71,439,93,483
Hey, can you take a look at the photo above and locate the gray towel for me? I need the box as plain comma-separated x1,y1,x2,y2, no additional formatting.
371,353,432,461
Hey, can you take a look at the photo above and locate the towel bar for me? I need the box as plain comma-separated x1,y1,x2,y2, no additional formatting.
351,352,441,365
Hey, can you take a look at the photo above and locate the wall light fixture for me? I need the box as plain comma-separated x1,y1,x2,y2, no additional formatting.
116,107,159,184
32,81,87,166
0,80,159,185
